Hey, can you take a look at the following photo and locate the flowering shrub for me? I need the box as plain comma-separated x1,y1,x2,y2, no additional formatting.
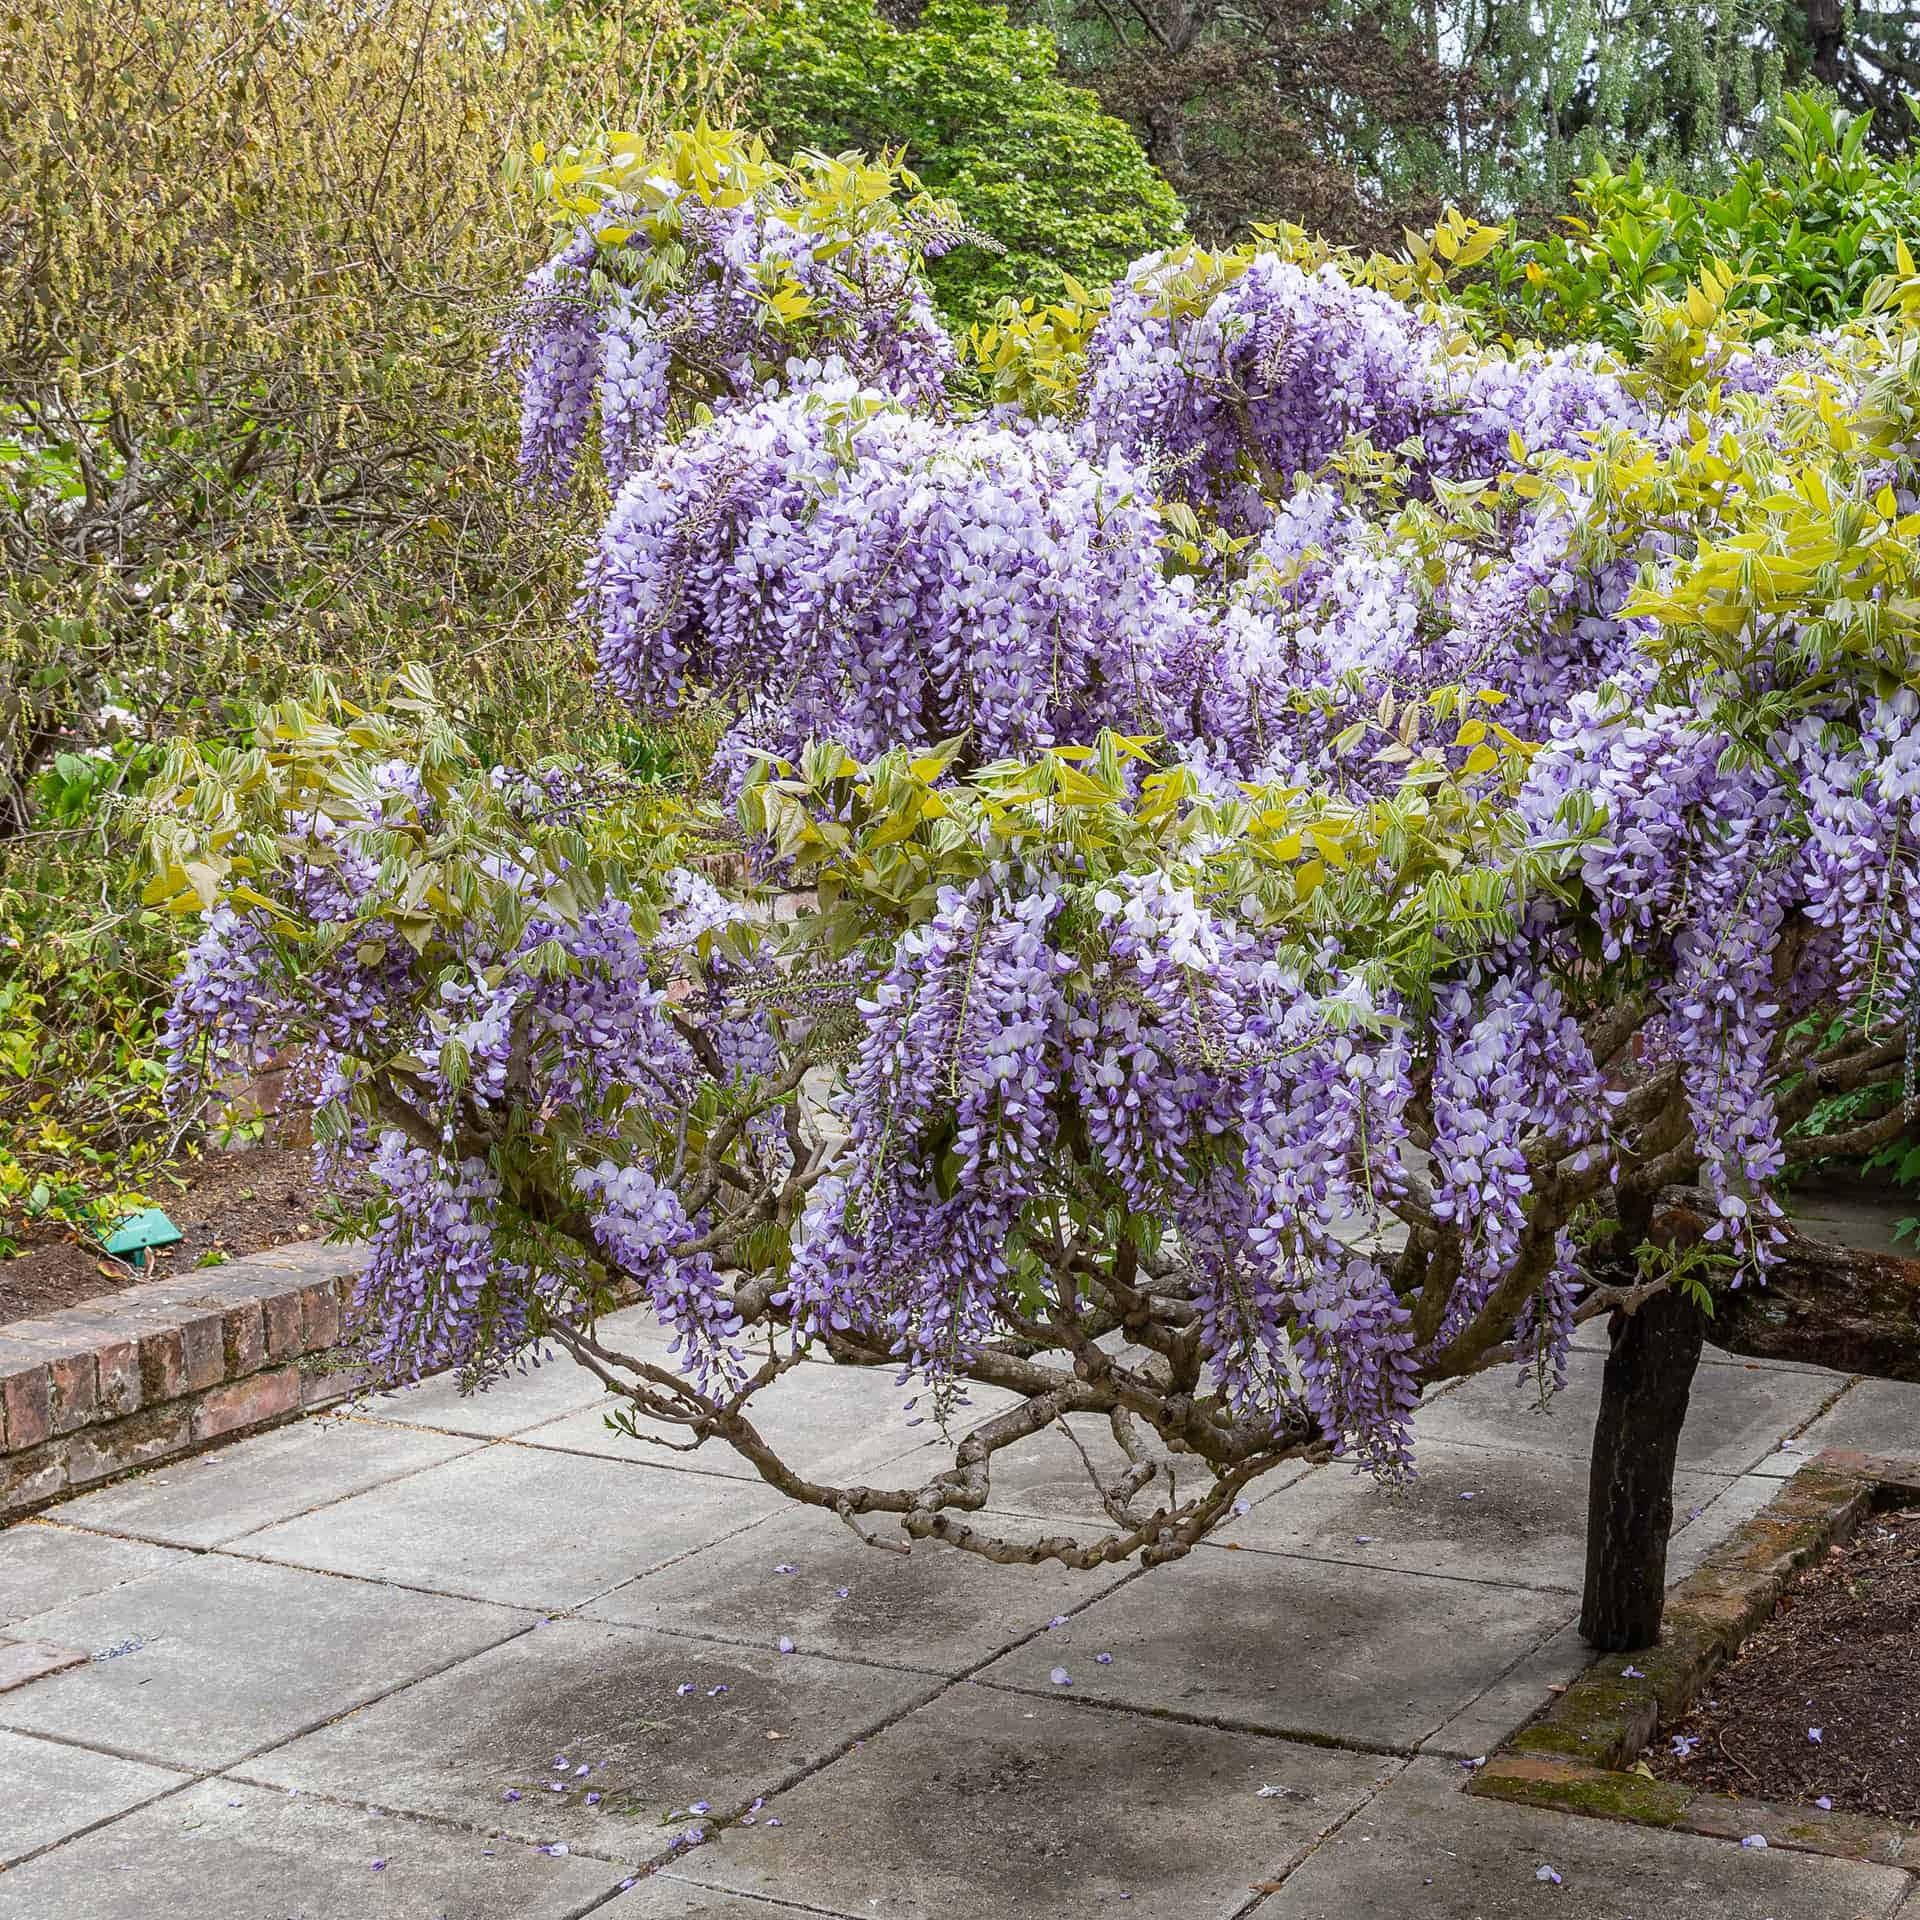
147,148,1920,1572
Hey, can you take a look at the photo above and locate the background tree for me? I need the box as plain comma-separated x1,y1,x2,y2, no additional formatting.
0,0,727,829
725,0,1185,323
1014,0,1920,240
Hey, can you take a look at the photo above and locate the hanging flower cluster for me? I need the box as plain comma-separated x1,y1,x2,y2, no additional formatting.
582,385,1180,768
499,130,960,495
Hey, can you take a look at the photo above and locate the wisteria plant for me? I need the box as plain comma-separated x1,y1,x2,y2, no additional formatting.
151,139,1920,1648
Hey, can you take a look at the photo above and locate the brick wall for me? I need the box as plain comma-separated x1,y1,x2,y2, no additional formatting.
0,1243,365,1520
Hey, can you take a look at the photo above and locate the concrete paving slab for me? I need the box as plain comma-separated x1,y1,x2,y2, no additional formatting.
1251,1754,1915,1918
1424,1470,1839,1760
240,1617,936,1858
515,1361,983,1492
974,1547,1571,1750
0,1727,187,1868
1217,1445,1727,1593
968,1412,1312,1525
1419,1615,1585,1760
240,1444,784,1611
586,1504,1135,1674
675,1684,1392,1920
604,1876,863,1916
0,1636,86,1691
1785,1186,1915,1258
1748,1433,1824,1478
0,1553,530,1770
1767,1376,1920,1470
1414,1348,1842,1475
353,1347,617,1437
0,1524,186,1628
50,1414,481,1547
0,1778,624,1920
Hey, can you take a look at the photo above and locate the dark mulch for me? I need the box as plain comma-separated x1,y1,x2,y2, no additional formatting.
0,1145,323,1327
1650,1506,1920,1824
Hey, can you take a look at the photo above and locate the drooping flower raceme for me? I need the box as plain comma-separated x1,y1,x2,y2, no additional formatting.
583,388,1183,768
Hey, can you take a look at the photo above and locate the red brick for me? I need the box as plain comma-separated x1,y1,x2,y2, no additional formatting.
261,1288,305,1361
43,1349,99,1436
301,1360,370,1409
0,1327,102,1438
94,1337,141,1418
138,1325,187,1403
65,1405,194,1487
300,1281,342,1352
0,1355,52,1451
190,1365,301,1442
178,1311,225,1392
221,1300,266,1379
0,1442,67,1517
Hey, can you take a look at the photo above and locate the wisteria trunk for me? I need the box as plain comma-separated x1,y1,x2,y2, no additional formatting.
1579,1290,1709,1651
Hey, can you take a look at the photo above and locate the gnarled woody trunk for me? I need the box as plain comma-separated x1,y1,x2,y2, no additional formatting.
1580,1287,1709,1650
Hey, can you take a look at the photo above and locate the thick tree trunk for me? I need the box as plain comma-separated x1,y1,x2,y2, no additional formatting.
1802,0,1849,89
1580,1287,1708,1651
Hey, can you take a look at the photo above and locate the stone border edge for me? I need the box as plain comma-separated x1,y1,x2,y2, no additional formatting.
1469,1446,1920,1871
0,1241,367,1521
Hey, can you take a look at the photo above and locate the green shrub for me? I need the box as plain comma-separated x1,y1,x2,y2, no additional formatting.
0,0,731,1245
1461,94,1920,352
729,0,1185,323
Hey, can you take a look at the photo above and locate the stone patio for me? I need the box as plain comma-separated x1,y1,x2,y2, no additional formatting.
2,1305,1916,1918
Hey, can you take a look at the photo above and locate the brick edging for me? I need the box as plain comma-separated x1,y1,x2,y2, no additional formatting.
1470,1448,1920,1870
0,1242,366,1521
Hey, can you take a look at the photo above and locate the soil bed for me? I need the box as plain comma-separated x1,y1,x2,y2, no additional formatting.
0,1144,322,1326
1650,1504,1920,1825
